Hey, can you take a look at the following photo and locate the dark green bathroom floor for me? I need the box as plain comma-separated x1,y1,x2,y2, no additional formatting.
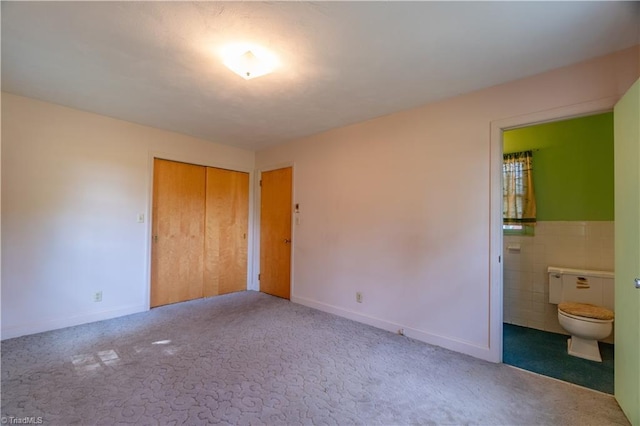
503,323,614,394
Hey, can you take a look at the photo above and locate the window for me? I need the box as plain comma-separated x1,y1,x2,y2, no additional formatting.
503,150,536,234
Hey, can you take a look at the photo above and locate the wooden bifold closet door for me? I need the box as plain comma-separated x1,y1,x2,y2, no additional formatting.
151,159,205,307
204,167,249,297
151,159,249,308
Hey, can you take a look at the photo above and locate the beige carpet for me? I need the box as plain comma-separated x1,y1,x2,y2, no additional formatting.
1,291,629,425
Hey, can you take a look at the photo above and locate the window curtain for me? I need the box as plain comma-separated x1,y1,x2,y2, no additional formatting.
503,150,536,225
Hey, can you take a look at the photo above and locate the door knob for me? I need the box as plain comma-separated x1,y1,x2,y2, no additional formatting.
635,278,640,289
284,239,291,244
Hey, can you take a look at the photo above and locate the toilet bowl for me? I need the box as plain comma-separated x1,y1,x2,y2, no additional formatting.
548,267,615,363
557,302,614,362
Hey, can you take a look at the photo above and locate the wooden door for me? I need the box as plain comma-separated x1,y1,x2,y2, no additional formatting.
260,167,292,299
204,167,249,296
151,159,206,307
614,78,640,424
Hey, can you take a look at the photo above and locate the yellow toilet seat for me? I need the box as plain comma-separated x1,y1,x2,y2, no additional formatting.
558,302,614,321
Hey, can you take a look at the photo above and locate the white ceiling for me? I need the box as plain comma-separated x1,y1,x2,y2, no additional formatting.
2,2,639,151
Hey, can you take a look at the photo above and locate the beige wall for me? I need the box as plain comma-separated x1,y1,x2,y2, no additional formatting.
1,93,255,338
3,46,638,360
256,46,639,360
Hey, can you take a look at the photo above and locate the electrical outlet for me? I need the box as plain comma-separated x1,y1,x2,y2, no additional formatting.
93,291,103,302
356,292,362,303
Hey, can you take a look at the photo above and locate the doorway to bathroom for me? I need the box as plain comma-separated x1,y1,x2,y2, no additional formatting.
500,112,615,394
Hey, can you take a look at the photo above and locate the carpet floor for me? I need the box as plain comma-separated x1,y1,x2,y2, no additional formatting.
503,323,614,394
1,291,629,425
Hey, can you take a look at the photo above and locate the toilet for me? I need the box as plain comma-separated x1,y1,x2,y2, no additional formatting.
548,267,614,362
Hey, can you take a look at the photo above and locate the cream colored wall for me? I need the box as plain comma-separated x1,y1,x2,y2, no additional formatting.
256,46,640,361
2,46,638,358
1,93,255,339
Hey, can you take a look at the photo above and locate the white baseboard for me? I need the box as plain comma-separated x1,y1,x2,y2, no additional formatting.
1,304,148,340
291,295,496,362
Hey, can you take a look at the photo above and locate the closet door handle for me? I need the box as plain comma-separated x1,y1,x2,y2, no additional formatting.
284,239,291,244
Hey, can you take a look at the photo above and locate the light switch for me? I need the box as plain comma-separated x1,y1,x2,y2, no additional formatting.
137,213,145,223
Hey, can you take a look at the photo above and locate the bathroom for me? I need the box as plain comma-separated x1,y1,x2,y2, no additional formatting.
501,112,615,393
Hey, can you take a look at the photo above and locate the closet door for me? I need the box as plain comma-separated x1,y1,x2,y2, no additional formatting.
151,159,206,307
204,167,249,296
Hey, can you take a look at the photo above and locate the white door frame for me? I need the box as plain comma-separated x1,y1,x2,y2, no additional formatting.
488,96,618,362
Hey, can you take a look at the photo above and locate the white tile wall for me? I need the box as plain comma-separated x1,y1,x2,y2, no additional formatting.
503,221,615,342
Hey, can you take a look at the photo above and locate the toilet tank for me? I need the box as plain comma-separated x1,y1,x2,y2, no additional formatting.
548,266,614,310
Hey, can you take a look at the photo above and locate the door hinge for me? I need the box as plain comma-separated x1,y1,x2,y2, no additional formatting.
258,273,261,281
259,180,262,187
498,255,501,263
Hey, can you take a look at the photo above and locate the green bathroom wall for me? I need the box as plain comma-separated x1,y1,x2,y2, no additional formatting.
503,112,614,221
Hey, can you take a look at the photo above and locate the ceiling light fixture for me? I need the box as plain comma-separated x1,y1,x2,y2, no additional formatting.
222,44,279,80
